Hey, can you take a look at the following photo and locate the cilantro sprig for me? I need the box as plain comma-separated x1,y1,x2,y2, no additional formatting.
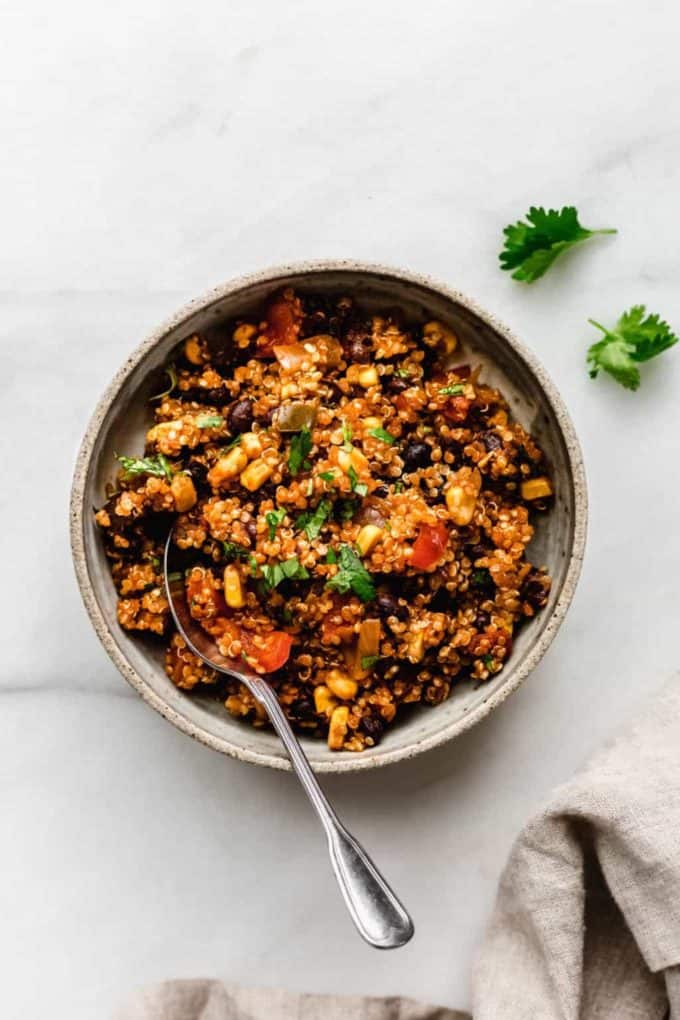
326,544,376,602
347,465,368,498
368,426,395,445
439,384,465,397
586,305,679,390
195,414,224,429
500,206,616,283
149,364,177,401
116,453,174,481
288,427,312,476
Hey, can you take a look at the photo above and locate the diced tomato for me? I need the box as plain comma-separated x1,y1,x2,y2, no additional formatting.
443,395,471,423
256,291,302,357
410,521,449,570
248,631,294,673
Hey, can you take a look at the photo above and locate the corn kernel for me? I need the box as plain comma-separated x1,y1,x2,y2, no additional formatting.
170,473,197,512
357,365,379,388
240,459,273,492
326,670,359,701
521,476,553,501
240,431,263,459
356,524,383,556
233,323,257,347
363,416,382,430
445,466,482,526
184,335,204,365
407,632,425,663
328,706,349,750
207,447,248,487
223,564,245,608
314,685,337,717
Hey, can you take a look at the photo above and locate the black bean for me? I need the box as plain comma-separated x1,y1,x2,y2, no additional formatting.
345,329,372,362
482,431,502,452
185,459,208,487
180,386,229,406
359,713,384,742
521,570,549,609
289,696,317,723
244,519,257,543
387,375,409,394
376,591,409,621
373,484,389,498
228,398,254,434
402,442,430,471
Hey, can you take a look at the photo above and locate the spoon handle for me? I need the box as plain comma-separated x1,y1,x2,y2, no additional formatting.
249,677,414,949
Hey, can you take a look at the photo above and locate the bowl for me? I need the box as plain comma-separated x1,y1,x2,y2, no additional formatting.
70,261,587,773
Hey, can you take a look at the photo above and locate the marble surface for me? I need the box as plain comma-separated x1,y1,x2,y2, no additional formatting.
3,0,680,1016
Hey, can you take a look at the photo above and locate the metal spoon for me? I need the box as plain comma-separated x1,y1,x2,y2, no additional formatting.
164,532,414,949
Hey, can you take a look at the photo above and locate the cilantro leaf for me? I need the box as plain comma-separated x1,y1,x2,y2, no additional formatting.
361,654,379,670
296,499,332,541
150,364,177,401
368,426,395,444
325,544,376,602
347,465,368,498
326,548,337,564
223,541,252,562
265,508,286,541
116,453,173,481
288,427,312,476
500,206,616,283
342,420,353,447
195,414,224,429
439,384,465,396
586,306,679,390
319,470,335,483
261,557,309,590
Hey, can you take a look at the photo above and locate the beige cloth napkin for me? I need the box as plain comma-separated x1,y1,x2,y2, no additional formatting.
118,679,680,1020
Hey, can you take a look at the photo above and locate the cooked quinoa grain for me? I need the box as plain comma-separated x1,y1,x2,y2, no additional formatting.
96,289,553,752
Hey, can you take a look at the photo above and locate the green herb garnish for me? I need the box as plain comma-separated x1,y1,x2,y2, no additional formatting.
368,427,395,445
248,554,258,576
393,481,404,494
296,499,332,541
116,453,173,482
325,544,376,602
586,305,679,391
347,465,368,498
288,426,312,476
195,414,224,429
166,571,183,584
499,205,617,283
150,364,177,401
326,548,337,564
222,541,252,562
319,470,335,484
440,384,465,397
265,508,286,541
396,367,411,378
361,654,379,670
482,654,495,669
261,557,310,590
471,568,493,589
341,420,353,450
219,435,242,454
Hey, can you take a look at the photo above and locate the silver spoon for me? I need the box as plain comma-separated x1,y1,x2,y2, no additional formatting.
164,531,414,949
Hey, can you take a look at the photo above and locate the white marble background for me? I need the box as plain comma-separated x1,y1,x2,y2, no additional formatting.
2,0,680,1016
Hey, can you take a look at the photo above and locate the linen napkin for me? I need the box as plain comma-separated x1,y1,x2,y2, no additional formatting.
118,678,680,1020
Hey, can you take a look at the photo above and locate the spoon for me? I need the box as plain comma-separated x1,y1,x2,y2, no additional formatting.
164,531,414,949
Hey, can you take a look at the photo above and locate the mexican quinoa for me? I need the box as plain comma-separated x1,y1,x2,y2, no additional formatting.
95,289,553,753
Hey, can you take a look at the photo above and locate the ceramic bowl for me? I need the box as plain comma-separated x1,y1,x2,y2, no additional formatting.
70,261,587,773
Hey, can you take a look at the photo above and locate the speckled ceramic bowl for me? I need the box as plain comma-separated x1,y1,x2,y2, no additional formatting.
70,262,587,773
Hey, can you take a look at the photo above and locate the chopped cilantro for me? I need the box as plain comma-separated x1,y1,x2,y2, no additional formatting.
361,654,380,670
347,465,368,498
248,554,258,576
219,435,242,454
471,568,493,589
325,544,376,602
368,427,395,445
195,414,224,429
325,548,337,564
116,453,173,482
222,541,252,562
393,480,404,493
265,508,286,541
440,384,465,396
296,499,332,541
262,557,310,590
288,427,312,476
396,367,411,378
482,654,495,669
319,470,335,484
342,420,353,450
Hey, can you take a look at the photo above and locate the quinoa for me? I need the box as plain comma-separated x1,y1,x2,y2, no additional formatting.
95,289,553,752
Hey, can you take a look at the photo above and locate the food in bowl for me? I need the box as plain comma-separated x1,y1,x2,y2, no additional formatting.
94,287,553,753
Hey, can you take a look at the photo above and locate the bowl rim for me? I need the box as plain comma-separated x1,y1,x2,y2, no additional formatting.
70,259,588,773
